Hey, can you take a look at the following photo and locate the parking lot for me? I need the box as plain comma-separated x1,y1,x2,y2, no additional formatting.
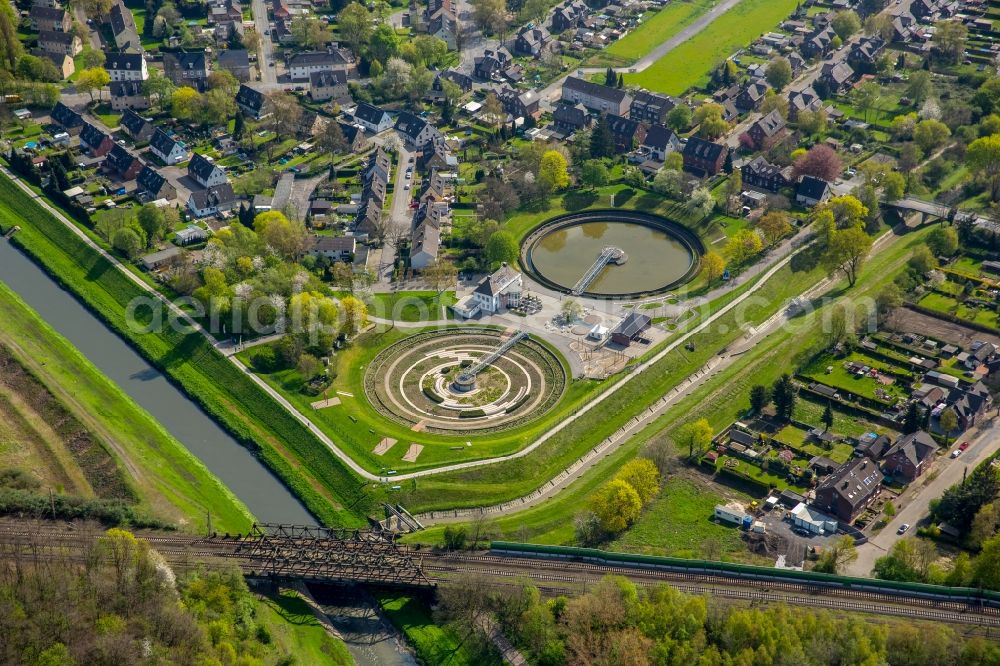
759,509,841,567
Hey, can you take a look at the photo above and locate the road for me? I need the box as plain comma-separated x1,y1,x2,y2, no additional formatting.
847,418,1000,577
377,141,413,282
73,5,103,50
250,0,278,86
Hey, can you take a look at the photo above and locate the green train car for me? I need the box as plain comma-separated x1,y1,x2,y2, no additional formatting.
490,541,1000,607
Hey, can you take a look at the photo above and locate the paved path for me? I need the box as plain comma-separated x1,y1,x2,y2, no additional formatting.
847,418,1000,577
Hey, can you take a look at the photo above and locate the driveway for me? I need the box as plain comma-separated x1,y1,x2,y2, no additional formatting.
846,417,1000,576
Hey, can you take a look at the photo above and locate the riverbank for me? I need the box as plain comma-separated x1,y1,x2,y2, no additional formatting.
0,171,369,527
0,279,253,533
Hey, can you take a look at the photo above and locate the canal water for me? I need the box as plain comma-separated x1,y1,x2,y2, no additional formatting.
0,240,316,525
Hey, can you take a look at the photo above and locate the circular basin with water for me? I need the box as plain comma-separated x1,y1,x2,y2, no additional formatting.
522,210,703,298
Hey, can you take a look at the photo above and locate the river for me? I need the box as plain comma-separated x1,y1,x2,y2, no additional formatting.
0,240,316,525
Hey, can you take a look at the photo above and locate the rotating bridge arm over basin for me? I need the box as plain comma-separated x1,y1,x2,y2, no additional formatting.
454,331,529,391
571,246,627,296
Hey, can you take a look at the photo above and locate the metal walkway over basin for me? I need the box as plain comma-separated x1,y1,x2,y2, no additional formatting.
571,246,627,296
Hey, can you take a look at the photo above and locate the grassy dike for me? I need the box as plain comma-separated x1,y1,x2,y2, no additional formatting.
0,281,253,532
0,174,372,527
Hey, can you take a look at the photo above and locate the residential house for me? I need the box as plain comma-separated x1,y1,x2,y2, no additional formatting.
30,6,71,32
136,165,177,201
163,50,211,91
235,84,268,119
38,31,81,56
50,102,83,133
606,114,647,153
271,0,291,20
640,124,681,162
338,122,368,152
801,26,836,59
103,145,143,180
813,457,883,523
741,156,792,192
746,109,787,150
120,109,154,142
214,18,244,43
787,85,822,120
187,183,237,217
561,76,631,115
856,432,893,461
551,0,588,33
308,69,349,102
149,128,188,165
820,61,856,94
796,175,832,206
497,86,541,120
552,102,591,134
849,36,886,70
307,235,356,262
352,102,392,133
735,80,770,113
682,136,728,177
175,226,208,245
410,220,440,270
287,48,355,81
104,52,148,81
473,47,513,81
473,263,522,313
395,111,441,147
629,90,676,125
217,50,251,82
188,153,228,188
964,342,997,370
38,51,74,79
946,382,992,431
514,25,550,57
79,122,114,157
882,431,938,482
109,80,149,110
427,3,459,50
434,70,473,94
107,0,141,50
208,0,243,24
421,138,458,171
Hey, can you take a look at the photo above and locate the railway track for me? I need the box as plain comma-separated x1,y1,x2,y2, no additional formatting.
1,521,997,628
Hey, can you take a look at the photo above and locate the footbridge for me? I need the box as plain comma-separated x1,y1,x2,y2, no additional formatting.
454,330,528,391
887,197,987,228
572,246,627,296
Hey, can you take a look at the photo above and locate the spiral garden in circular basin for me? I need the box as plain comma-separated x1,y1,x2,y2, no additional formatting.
363,329,566,434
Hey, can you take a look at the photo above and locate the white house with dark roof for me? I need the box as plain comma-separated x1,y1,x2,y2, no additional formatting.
187,183,236,217
104,51,148,81
109,80,149,110
353,103,392,134
395,111,441,147
137,165,177,201
287,49,355,81
149,128,188,165
235,83,268,120
120,108,155,142
561,76,631,115
188,153,228,188
472,263,522,313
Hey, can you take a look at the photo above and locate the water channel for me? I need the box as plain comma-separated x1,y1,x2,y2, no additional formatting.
0,240,316,525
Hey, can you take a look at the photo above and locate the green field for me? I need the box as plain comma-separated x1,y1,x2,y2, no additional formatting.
0,172,371,527
630,0,800,94
0,280,252,533
601,0,719,63
801,351,912,404
255,590,353,665
917,291,1000,330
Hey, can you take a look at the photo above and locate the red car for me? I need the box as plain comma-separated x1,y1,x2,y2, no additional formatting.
959,441,970,451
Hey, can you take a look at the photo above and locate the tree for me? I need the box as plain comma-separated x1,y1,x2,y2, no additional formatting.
758,211,792,245
814,535,858,574
864,13,894,41
823,226,872,287
831,10,861,40
882,171,906,201
688,187,716,218
926,226,959,257
482,92,504,128
700,250,725,283
725,229,763,265
939,406,958,441
142,70,175,111
538,150,569,192
17,54,60,82
589,479,642,533
198,88,236,125
771,374,796,421
967,134,1000,201
470,0,507,36
913,118,951,153
485,230,518,267
759,92,789,120
934,20,968,64
338,2,372,54
579,160,609,189
906,70,933,106
793,144,842,182
561,298,583,322
340,295,368,334
765,57,792,91
616,458,661,505
81,0,114,19
369,23,400,65
676,418,713,459
797,108,827,136
851,81,881,122
749,385,769,414
76,67,111,102
254,211,308,260
665,105,692,133
590,114,615,158
605,67,616,87
974,534,1000,590
170,86,201,121
652,168,683,197
112,227,144,259
265,92,303,139
0,2,22,73
137,204,166,247
693,103,727,139
822,402,834,431
902,402,922,435
291,15,327,48
443,525,467,550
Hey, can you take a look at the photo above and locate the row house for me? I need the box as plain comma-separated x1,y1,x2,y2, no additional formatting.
473,47,514,81
497,86,541,120
79,122,114,158
149,128,188,165
410,218,441,270
105,52,148,81
735,80,770,113
561,76,631,116
819,61,856,94
745,109,786,150
109,80,149,110
630,90,677,125
287,48,355,81
38,30,81,56
208,0,243,24
787,85,822,120
551,0,588,33
606,114,646,153
103,145,144,180
881,431,938,483
848,36,886,70
30,6,71,32
39,51,74,79
427,3,459,50
136,165,177,201
552,102,590,134
741,156,792,193
514,25,550,57
163,50,211,91
307,236,356,262
434,70,473,94
120,108,155,143
217,50,251,82
338,122,368,152
50,101,83,133
801,26,836,60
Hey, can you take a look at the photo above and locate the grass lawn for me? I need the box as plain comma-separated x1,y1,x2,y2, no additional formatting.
0,172,371,527
603,0,720,63
630,0,800,94
254,590,353,665
801,351,911,404
612,477,751,559
0,280,253,533
364,290,457,322
772,424,854,464
794,396,895,440
918,291,1000,330
374,591,500,666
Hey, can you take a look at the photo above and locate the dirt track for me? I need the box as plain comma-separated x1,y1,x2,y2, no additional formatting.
887,307,1000,348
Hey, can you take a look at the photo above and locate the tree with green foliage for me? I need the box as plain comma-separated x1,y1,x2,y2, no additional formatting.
112,226,144,259
0,2,22,73
822,226,873,287
693,102,728,139
934,19,968,64
137,204,167,247
484,230,518,267
589,479,642,533
822,402,834,432
538,150,570,192
934,464,1000,533
590,114,615,158
906,70,933,106
771,374,796,421
926,225,959,257
766,56,793,91
814,535,858,574
831,10,861,40
939,407,958,441
76,67,111,102
914,118,951,152
676,418,714,459
749,385,769,414
967,133,1000,201
665,105,692,133
702,250,725,283
369,23,400,65
605,67,616,87
902,402,922,435
579,160,609,189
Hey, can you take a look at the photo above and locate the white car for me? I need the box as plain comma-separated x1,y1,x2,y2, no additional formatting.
404,184,410,190
951,448,963,458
